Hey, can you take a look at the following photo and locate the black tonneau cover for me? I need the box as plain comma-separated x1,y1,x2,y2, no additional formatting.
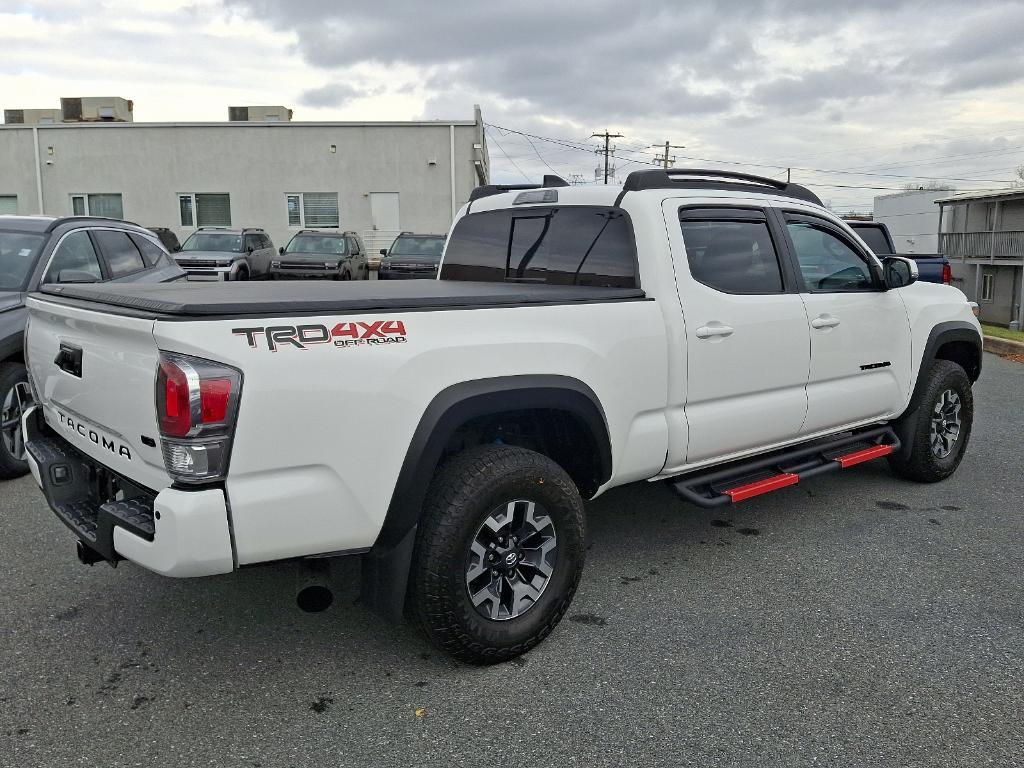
37,280,646,317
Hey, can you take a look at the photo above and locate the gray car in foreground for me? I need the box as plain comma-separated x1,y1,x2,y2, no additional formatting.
0,215,183,480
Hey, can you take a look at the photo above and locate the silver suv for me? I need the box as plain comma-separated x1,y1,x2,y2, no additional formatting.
175,227,275,281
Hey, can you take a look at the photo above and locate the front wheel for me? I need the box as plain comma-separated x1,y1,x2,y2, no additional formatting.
409,445,586,664
889,359,974,482
0,363,30,480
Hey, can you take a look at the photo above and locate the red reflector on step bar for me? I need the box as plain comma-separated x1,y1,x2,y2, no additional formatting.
834,444,894,468
724,473,799,502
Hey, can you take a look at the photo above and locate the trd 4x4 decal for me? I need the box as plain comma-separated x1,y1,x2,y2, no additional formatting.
233,320,407,351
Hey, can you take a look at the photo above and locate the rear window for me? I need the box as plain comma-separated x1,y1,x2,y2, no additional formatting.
850,224,892,255
440,207,637,287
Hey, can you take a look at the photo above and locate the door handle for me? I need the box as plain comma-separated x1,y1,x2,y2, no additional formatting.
810,315,841,329
695,323,734,339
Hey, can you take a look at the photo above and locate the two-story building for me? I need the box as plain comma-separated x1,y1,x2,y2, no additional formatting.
937,189,1024,329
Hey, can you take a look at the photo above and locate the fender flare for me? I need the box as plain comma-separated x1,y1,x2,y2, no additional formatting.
892,320,982,459
361,374,611,621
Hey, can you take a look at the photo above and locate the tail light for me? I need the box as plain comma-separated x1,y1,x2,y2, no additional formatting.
156,352,242,484
942,262,953,285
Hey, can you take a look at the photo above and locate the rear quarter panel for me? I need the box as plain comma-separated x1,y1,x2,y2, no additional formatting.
153,299,669,564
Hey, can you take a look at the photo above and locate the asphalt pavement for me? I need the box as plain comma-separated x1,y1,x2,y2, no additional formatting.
2,353,1022,767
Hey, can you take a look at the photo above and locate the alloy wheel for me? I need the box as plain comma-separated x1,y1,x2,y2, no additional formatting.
465,499,557,621
930,388,962,459
1,382,29,461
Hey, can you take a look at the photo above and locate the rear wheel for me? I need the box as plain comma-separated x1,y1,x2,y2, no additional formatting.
0,363,30,480
889,360,973,482
409,445,585,664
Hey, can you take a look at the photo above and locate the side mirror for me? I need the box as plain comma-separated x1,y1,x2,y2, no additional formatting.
247,245,255,254
883,256,918,289
56,270,99,284
379,249,387,257
278,246,285,255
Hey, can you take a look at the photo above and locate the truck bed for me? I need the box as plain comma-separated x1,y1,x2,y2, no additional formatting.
37,280,646,318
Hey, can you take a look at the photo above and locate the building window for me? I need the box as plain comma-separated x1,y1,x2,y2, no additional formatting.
178,193,231,227
0,195,16,215
285,192,339,228
981,273,994,302
70,193,123,219
986,203,997,231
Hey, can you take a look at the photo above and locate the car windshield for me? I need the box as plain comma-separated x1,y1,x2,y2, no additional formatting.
285,235,347,255
181,233,242,253
391,236,445,257
0,231,45,290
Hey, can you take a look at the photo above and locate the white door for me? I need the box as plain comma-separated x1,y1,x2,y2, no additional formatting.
783,214,912,433
370,193,400,231
666,201,811,465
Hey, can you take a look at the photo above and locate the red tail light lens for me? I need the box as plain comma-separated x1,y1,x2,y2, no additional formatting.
158,359,192,437
155,353,242,484
942,263,952,285
199,379,232,424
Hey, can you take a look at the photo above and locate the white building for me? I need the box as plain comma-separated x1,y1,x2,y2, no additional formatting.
872,189,950,254
0,104,490,253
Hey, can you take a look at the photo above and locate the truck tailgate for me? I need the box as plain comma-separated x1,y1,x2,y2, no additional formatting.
26,295,171,491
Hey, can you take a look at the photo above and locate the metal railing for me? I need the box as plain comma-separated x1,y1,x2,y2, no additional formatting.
941,230,1024,260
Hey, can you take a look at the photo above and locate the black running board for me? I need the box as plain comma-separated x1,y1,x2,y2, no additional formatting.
669,426,900,508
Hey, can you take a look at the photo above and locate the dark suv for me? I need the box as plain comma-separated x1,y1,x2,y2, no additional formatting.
0,215,183,480
378,233,446,279
270,230,368,280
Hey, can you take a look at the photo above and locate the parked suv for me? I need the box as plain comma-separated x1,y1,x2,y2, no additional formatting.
270,230,369,280
0,214,183,479
146,227,181,254
378,233,446,280
175,227,274,281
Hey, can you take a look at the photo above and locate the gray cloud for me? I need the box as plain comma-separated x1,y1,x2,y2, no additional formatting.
221,0,1024,200
299,82,368,107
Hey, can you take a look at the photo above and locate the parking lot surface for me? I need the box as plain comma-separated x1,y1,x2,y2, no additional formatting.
2,353,1021,768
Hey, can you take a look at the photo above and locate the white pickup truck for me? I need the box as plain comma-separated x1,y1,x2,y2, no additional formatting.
21,169,982,664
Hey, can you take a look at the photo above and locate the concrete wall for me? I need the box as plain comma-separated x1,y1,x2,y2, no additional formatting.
873,190,949,253
0,116,487,249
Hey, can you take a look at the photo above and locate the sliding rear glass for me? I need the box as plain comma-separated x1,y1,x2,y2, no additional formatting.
441,206,638,288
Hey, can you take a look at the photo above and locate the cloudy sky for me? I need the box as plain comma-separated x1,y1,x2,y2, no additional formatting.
3,0,1023,210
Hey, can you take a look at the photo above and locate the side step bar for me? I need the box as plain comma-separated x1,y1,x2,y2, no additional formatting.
670,426,900,508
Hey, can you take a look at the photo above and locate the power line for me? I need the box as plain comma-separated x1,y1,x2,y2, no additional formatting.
484,126,531,182
591,130,624,185
651,140,686,169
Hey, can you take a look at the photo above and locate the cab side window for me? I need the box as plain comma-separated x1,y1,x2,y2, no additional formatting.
679,208,784,294
786,220,876,292
93,230,146,278
129,233,168,267
44,230,103,283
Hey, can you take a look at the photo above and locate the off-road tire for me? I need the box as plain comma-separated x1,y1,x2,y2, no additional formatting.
409,445,586,665
0,363,30,480
888,359,973,483
234,266,249,281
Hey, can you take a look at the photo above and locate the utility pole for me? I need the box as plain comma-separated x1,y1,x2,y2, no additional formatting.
651,140,685,169
787,167,791,183
591,130,623,184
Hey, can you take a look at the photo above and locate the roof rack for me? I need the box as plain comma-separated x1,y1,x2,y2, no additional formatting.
621,168,822,206
468,174,570,202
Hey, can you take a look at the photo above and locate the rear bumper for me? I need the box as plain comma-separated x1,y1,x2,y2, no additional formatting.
23,406,233,578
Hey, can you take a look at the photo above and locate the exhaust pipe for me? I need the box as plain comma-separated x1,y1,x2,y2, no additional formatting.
296,558,334,613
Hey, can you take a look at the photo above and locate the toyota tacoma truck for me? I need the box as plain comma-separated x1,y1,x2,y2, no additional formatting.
21,169,982,664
